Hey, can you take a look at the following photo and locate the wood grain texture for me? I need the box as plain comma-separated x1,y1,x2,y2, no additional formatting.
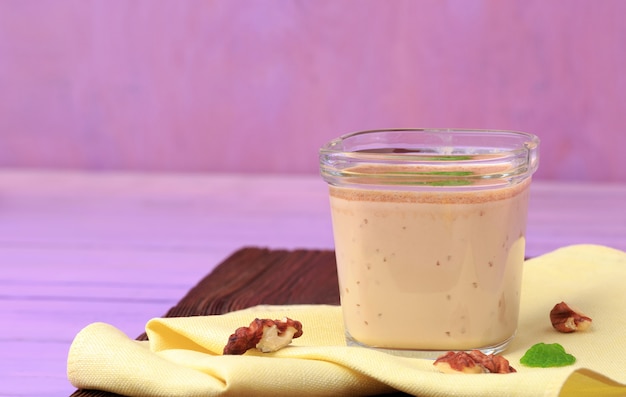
69,247,340,397
0,0,625,181
69,247,413,397
0,169,625,396
157,247,341,319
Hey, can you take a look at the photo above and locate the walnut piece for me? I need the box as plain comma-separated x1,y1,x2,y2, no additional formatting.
434,350,516,374
433,351,485,374
468,350,517,374
223,317,303,355
550,302,592,333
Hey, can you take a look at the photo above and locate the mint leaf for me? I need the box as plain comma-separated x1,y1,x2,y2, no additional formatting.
520,343,576,368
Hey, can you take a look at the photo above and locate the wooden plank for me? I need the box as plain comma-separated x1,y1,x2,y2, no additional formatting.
0,170,625,396
2,2,626,181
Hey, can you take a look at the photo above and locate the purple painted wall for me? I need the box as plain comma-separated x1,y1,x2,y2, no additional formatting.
1,0,625,181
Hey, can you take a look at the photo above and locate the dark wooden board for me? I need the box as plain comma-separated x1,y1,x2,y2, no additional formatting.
70,248,410,396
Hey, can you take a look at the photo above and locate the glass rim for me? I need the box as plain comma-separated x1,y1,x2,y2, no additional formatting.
319,128,540,188
321,128,539,153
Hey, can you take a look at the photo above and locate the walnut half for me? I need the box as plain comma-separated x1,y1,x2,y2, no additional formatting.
434,350,517,374
550,302,592,333
223,317,303,355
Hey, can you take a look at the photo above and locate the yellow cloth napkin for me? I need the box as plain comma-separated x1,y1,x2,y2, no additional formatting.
68,245,626,396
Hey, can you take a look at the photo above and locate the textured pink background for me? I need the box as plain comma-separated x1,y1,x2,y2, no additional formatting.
1,0,625,181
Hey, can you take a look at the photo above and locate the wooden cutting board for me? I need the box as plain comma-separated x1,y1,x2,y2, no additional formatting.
70,247,392,397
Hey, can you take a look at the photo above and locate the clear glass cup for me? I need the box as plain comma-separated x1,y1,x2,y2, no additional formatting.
319,129,539,357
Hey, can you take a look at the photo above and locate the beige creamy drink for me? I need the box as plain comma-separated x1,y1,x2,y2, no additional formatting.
329,179,530,351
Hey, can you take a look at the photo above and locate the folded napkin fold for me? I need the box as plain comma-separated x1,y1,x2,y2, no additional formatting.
68,245,626,397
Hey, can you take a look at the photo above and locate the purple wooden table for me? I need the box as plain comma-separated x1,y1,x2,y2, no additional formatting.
1,169,625,396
